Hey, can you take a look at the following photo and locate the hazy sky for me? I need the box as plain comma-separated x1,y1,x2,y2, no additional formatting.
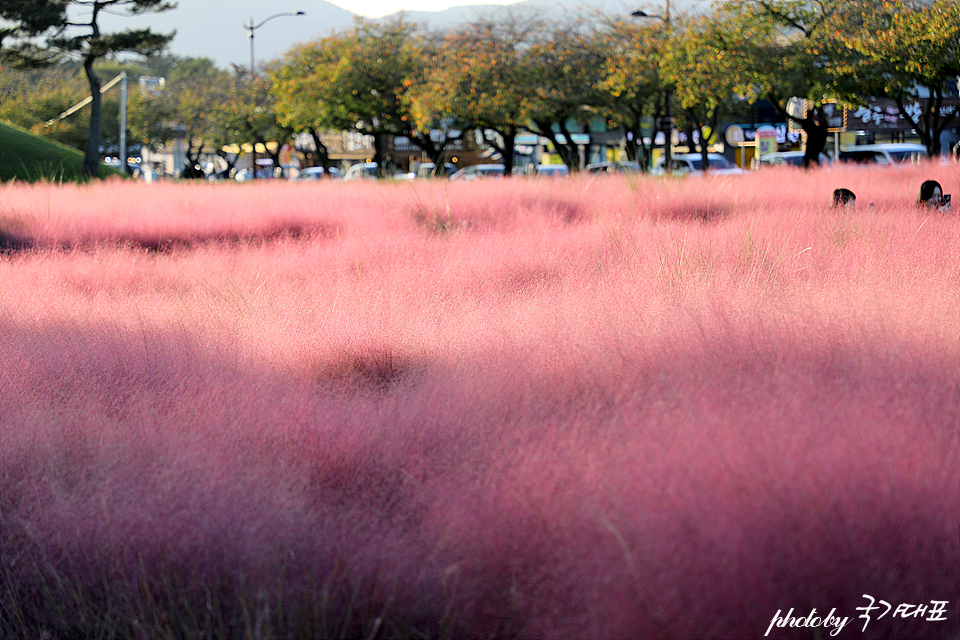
79,0,640,68
326,0,520,17
81,0,549,67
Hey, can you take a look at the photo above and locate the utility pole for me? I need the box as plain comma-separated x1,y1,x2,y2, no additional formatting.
119,71,128,174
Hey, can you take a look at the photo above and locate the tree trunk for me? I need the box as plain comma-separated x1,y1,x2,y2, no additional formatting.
624,111,641,166
82,56,103,178
182,139,205,178
687,108,710,172
897,90,955,158
802,107,828,168
771,96,827,168
699,130,710,172
500,129,516,176
532,120,582,172
309,129,332,178
481,127,517,176
373,134,387,177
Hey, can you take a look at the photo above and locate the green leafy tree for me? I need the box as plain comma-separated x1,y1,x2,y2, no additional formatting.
661,12,750,171
270,37,354,176
224,72,294,176
338,18,445,174
0,62,88,145
525,22,608,171
0,0,175,176
272,18,446,176
130,57,234,177
407,11,542,176
719,0,875,166
595,17,668,171
837,0,960,156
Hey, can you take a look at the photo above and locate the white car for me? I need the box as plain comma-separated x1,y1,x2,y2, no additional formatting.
585,161,642,174
415,162,457,178
757,151,831,167
652,153,744,176
534,164,569,178
342,162,379,181
295,166,343,181
837,143,927,166
449,164,506,180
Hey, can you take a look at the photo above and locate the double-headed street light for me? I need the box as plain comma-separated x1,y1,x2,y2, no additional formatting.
632,2,672,174
245,11,306,77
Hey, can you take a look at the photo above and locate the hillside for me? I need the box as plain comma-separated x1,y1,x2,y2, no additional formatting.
0,122,119,183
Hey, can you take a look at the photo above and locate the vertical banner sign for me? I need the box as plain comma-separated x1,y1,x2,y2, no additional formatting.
755,125,777,158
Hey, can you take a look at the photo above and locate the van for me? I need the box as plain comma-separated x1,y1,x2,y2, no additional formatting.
837,143,926,166
652,153,743,176
756,151,830,167
342,162,379,181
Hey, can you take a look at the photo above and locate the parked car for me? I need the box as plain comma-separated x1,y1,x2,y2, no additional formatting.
235,164,299,181
534,164,569,178
652,153,744,176
276,164,302,179
295,166,343,181
756,151,830,167
449,164,506,180
343,162,413,180
415,162,457,178
837,143,927,166
342,162,379,181
584,161,642,174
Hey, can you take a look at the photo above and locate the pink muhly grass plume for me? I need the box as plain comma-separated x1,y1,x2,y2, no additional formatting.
0,163,957,638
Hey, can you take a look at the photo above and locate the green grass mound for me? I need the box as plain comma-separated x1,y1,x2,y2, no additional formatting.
0,121,121,183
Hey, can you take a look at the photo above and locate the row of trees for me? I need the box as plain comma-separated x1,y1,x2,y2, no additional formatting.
2,0,958,177
269,0,959,174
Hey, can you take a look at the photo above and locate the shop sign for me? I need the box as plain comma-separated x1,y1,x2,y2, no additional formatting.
787,99,847,133
723,123,801,146
756,125,778,156
850,97,960,131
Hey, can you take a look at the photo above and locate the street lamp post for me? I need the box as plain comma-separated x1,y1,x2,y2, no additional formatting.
632,2,672,174
245,12,306,77
242,11,305,179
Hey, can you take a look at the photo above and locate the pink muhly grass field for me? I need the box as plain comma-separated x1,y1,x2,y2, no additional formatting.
0,163,958,639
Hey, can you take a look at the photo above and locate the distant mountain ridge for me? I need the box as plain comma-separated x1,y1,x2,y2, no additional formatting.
97,0,704,69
